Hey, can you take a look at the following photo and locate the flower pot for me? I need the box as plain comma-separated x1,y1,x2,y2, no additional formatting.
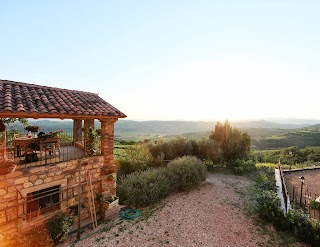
102,198,119,210
39,137,59,143
25,126,39,132
0,161,16,175
0,121,5,132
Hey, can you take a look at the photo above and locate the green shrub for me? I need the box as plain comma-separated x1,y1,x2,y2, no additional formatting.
46,213,73,244
254,190,289,230
117,156,207,207
147,137,222,164
166,156,207,192
310,200,320,210
287,209,320,245
147,137,193,160
117,167,171,206
194,138,223,163
255,168,277,192
116,144,156,177
230,159,256,174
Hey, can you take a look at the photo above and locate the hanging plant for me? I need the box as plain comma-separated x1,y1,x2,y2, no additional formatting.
85,127,100,156
0,121,5,132
0,161,16,175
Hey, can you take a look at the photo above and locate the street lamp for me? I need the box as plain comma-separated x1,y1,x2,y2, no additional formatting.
300,176,305,207
289,151,293,172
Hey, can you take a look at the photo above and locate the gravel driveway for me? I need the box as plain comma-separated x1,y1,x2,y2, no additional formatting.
59,173,302,247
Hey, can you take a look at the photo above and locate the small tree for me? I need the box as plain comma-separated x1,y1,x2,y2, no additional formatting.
210,120,251,162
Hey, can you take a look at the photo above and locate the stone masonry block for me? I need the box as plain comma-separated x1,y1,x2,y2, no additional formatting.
34,179,43,185
4,171,23,179
53,175,64,180
44,177,53,183
29,175,37,182
14,177,28,185
23,182,33,188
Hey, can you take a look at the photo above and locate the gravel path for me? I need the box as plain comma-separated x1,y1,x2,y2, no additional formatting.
59,174,298,247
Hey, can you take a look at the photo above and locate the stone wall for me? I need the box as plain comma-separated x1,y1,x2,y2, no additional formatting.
0,155,116,244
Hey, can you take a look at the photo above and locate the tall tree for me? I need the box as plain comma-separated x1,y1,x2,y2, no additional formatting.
210,120,251,162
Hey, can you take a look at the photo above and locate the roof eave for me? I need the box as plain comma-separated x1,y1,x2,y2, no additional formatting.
0,112,127,120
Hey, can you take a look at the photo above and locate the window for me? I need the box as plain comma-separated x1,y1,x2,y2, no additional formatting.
26,185,60,219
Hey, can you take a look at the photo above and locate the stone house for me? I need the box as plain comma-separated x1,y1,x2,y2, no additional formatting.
0,80,126,244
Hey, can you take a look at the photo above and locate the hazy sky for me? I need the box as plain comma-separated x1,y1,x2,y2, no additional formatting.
1,1,320,121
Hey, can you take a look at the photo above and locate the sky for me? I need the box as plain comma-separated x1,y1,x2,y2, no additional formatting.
1,1,320,121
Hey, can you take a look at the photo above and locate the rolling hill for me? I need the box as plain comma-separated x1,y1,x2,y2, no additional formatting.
10,119,320,149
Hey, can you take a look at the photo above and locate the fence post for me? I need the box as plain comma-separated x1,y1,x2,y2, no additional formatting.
292,185,295,203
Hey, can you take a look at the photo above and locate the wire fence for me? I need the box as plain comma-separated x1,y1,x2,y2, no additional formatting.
288,182,320,221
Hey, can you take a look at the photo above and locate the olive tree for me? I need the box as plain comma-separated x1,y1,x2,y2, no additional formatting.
210,120,251,162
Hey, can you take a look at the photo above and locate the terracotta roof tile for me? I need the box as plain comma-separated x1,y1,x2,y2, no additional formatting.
0,80,126,119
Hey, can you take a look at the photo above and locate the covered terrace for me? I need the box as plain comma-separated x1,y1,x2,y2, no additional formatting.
0,79,126,169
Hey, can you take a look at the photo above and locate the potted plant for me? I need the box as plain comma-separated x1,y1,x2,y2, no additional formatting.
100,193,119,210
25,125,40,132
0,121,5,132
95,128,102,135
0,160,16,175
38,130,63,142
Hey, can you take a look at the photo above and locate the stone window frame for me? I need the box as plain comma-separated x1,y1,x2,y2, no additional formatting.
20,179,67,221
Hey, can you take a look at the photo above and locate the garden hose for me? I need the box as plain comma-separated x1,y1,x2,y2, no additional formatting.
120,209,141,220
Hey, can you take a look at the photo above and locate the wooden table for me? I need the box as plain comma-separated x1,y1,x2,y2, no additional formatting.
13,137,59,158
13,137,39,157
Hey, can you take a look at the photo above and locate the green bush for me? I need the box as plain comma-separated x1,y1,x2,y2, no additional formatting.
147,137,222,164
310,200,320,210
196,138,223,164
166,156,207,192
147,137,193,160
230,159,256,174
46,213,73,244
116,144,157,177
254,190,289,230
117,167,171,206
255,168,277,192
117,156,207,206
287,209,320,245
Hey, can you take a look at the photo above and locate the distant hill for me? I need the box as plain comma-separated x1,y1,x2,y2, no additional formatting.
21,119,315,134
262,118,320,125
114,119,310,135
306,123,320,130
231,120,309,129
7,120,74,132
114,120,214,135
14,119,320,150
252,129,320,150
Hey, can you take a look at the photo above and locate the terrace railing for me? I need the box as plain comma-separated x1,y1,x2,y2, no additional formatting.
5,128,90,168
